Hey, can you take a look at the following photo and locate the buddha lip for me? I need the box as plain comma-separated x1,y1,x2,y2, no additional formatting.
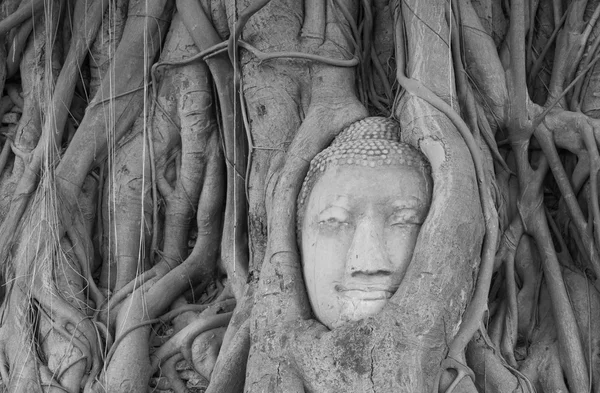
335,284,396,293
335,285,396,300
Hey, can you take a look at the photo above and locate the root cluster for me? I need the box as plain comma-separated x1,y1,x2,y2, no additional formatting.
0,0,597,392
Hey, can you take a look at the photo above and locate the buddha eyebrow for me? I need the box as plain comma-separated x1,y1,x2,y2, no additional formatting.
321,195,351,207
316,196,351,213
318,204,349,213
390,197,424,209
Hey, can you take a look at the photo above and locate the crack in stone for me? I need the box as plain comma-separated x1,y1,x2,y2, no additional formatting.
276,361,281,387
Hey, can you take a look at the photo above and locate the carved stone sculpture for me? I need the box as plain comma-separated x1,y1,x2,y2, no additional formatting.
297,116,432,329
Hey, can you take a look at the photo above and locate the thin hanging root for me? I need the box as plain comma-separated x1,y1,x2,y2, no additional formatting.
0,0,110,271
229,0,274,72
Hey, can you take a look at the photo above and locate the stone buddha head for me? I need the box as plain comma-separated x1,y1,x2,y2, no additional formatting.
297,117,433,329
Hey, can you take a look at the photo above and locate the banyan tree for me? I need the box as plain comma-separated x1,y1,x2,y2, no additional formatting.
0,0,597,391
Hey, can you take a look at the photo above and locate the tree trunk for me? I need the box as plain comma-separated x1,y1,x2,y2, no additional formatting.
0,0,597,392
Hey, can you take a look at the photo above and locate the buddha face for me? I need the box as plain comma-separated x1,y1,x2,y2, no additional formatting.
301,164,432,329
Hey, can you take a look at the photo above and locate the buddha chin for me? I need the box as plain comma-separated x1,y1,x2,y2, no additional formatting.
335,289,391,327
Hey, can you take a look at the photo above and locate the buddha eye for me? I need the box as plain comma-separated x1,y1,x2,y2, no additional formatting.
318,217,349,227
317,206,351,228
388,210,422,227
390,221,421,228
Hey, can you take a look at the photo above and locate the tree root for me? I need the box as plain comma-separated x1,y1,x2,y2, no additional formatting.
0,0,598,392
466,330,531,393
0,0,45,39
96,269,157,324
150,312,232,375
191,326,227,380
101,130,224,391
395,2,499,366
205,318,250,393
0,344,9,384
434,357,476,393
246,1,370,391
160,354,188,393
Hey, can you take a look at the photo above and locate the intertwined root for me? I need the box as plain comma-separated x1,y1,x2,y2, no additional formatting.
0,0,599,392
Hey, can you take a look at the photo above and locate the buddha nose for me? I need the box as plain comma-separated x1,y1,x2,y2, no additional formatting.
346,218,390,276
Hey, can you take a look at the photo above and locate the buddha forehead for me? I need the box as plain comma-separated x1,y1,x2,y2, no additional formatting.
307,165,430,209
297,117,432,229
